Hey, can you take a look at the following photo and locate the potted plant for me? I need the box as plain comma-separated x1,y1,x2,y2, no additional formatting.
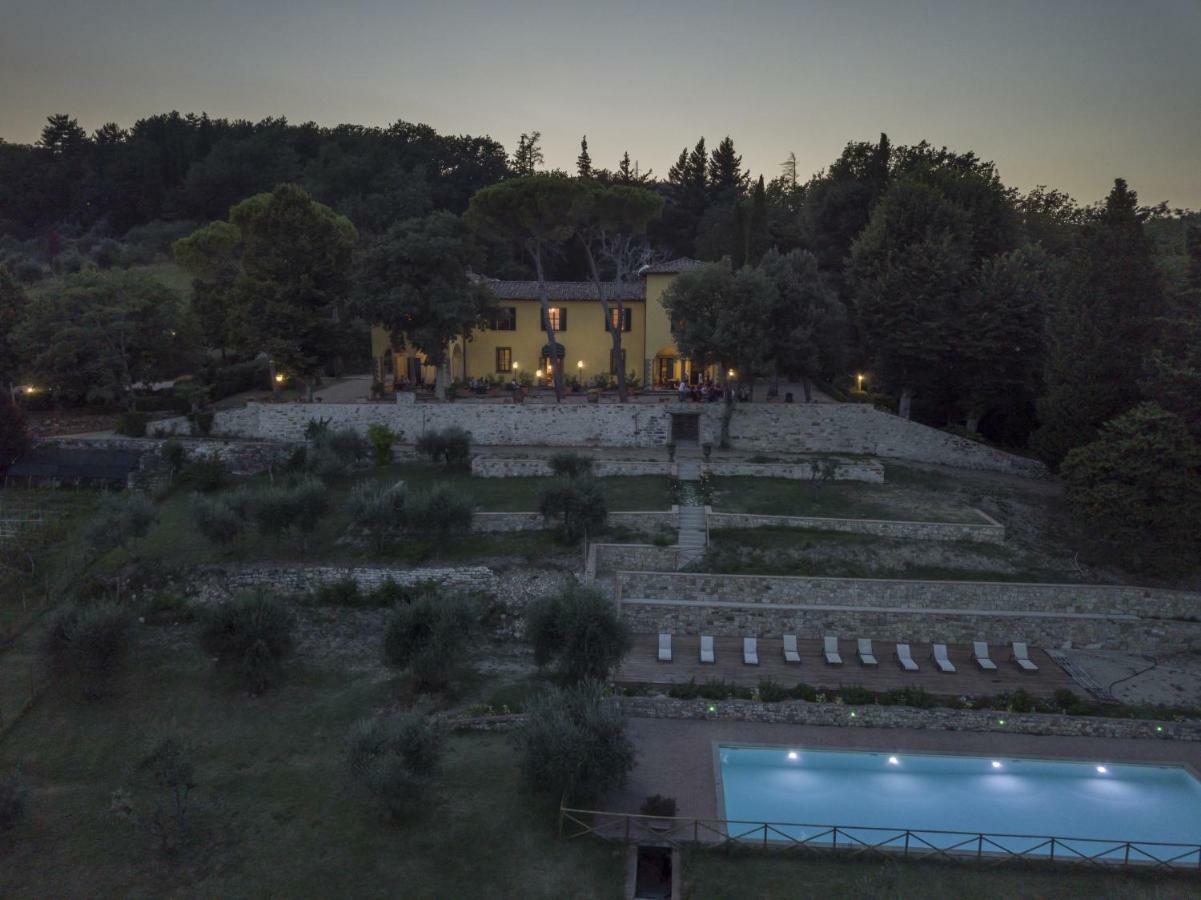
640,794,677,832
702,442,713,461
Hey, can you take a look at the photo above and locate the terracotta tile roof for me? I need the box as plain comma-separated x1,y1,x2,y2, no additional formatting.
640,257,705,274
485,280,644,301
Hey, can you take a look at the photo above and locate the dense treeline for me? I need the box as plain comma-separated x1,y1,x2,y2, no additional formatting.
1,113,1199,571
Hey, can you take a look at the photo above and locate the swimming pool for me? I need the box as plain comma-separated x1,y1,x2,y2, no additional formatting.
718,745,1201,863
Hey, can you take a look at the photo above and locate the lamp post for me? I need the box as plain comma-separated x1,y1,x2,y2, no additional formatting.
856,373,865,392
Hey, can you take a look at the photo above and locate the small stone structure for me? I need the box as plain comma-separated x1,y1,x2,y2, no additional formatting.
171,400,1047,476
586,543,681,580
613,696,1201,742
471,510,676,533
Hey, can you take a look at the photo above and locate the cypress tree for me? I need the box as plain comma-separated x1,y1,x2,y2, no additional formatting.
576,135,592,178
747,175,769,266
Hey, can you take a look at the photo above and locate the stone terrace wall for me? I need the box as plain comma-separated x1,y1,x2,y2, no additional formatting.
616,571,1201,619
614,696,1201,741
615,571,1201,652
40,435,297,477
704,458,884,483
471,456,669,478
195,400,1046,476
472,510,676,533
616,597,1200,652
190,564,496,599
586,543,679,581
706,510,1005,544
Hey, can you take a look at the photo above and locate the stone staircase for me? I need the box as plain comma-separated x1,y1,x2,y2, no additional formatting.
674,450,707,568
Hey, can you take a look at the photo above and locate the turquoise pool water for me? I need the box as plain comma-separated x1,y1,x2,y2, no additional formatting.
718,746,1201,861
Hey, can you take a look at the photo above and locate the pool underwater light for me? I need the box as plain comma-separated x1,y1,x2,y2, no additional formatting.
992,761,1002,768
787,751,798,761
1096,766,1108,774
888,756,899,765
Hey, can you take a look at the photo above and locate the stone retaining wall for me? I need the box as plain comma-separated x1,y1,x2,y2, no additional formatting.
471,456,670,478
614,571,1201,652
613,696,1201,741
616,597,1200,652
704,458,884,483
190,400,1046,476
586,543,680,581
706,509,1004,544
471,510,676,533
40,435,296,477
616,571,1201,619
189,563,497,599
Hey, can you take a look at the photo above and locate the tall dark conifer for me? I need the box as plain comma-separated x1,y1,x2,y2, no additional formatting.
576,136,592,178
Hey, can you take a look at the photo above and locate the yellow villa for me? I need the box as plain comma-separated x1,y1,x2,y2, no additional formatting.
370,258,710,389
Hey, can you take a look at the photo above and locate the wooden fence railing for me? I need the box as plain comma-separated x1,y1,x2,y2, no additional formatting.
558,806,1201,873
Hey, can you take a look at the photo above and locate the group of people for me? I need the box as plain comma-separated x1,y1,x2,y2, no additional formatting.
675,377,753,403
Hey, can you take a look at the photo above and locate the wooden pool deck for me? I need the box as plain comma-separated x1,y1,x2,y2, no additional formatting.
616,635,1080,699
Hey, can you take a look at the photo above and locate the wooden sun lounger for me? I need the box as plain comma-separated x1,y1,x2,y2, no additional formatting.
700,635,715,664
931,643,956,673
823,636,843,666
658,633,672,662
1011,641,1039,673
973,641,998,671
743,637,759,665
857,638,878,667
782,634,801,664
895,643,918,672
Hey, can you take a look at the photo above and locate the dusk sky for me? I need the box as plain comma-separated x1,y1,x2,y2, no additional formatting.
2,0,1199,207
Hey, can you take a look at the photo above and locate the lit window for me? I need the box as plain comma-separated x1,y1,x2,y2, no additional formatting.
542,307,566,332
608,307,632,332
495,347,512,373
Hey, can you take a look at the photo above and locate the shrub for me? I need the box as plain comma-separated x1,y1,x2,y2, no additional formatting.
640,794,677,818
304,426,369,481
190,494,245,546
837,685,874,705
254,478,328,548
346,711,447,817
525,582,631,684
86,493,157,557
789,682,818,702
878,686,937,709
1053,687,1085,713
111,736,201,855
518,681,635,803
42,602,133,699
367,423,397,466
190,411,215,437
314,577,362,607
404,484,472,539
0,772,29,831
199,592,296,693
538,476,607,544
548,451,593,478
323,427,370,463
115,411,148,437
756,678,791,702
371,578,438,608
383,591,478,692
415,427,471,465
180,454,228,493
346,480,406,552
160,439,186,476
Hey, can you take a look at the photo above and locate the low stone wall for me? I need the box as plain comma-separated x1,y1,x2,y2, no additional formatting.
471,510,676,533
190,563,497,599
615,571,1201,619
613,696,1201,742
706,509,1004,544
471,456,669,478
704,458,884,483
586,543,679,581
191,399,1047,477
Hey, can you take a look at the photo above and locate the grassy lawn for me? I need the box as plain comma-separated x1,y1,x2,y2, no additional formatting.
0,632,624,897
709,476,981,523
680,849,1199,899
359,464,674,512
701,528,1076,583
